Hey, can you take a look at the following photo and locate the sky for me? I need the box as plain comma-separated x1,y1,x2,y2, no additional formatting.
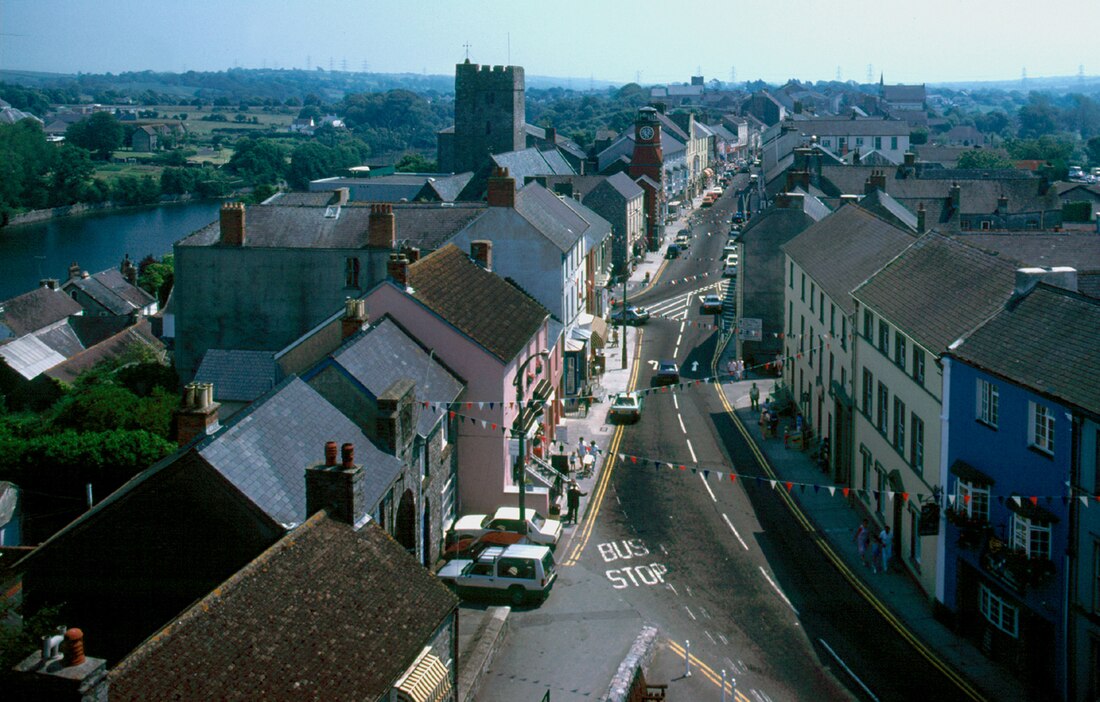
2,0,1098,86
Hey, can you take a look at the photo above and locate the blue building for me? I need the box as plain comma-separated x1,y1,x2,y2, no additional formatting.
942,277,1100,701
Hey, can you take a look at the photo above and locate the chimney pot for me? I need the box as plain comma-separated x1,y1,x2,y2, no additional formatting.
341,443,354,469
368,202,396,249
341,298,367,339
62,629,85,667
387,253,410,287
325,441,338,466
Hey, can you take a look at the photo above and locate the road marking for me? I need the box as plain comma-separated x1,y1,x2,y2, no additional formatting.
758,566,799,615
667,582,679,596
700,606,712,620
685,585,693,597
722,513,750,550
699,472,717,502
719,634,729,646
676,333,682,347
659,543,668,555
673,395,679,410
666,640,753,701
686,438,697,462
679,320,686,333
819,638,879,702
705,630,716,644
684,606,697,621
647,359,659,370
678,414,687,434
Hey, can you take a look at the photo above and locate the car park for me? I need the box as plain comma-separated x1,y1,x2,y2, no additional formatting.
609,392,642,423
701,294,723,314
437,543,558,606
452,507,562,548
654,360,680,386
610,305,650,325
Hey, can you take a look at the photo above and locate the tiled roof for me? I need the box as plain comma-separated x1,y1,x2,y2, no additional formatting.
958,233,1100,273
859,190,919,231
332,317,464,436
45,319,163,384
107,513,458,701
949,284,1100,415
407,245,549,363
492,147,575,183
198,377,401,528
853,232,1018,353
0,287,82,340
195,349,279,402
782,205,916,315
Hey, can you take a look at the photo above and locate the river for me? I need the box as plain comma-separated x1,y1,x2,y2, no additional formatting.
0,201,222,301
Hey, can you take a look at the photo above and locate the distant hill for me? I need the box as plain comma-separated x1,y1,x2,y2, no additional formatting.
931,74,1100,94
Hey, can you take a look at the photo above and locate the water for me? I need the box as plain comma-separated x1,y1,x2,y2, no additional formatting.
0,201,222,300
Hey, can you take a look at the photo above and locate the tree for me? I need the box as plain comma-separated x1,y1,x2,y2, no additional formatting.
50,144,95,206
956,149,1014,170
1017,95,1058,139
226,137,287,185
1087,136,1100,165
65,111,124,160
137,253,174,305
909,128,929,145
394,152,437,172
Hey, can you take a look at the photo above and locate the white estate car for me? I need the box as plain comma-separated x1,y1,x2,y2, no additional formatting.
452,507,563,548
437,543,558,605
609,392,642,423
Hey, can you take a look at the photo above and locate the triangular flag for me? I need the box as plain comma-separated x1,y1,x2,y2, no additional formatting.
770,480,778,490
1029,496,1038,505
491,423,497,430
691,468,698,475
827,486,836,497
1080,496,1089,506
901,492,909,503
703,470,710,480
729,473,736,482
841,487,848,498
785,481,793,492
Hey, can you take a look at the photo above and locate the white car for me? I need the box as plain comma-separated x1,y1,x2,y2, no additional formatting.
452,507,563,548
437,543,557,605
609,392,642,423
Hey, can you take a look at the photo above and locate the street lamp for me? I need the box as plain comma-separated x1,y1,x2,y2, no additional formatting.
512,350,550,529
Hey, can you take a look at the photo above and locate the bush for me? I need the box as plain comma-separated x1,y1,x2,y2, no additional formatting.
1062,200,1093,222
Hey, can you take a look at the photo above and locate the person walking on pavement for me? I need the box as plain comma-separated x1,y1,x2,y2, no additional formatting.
749,382,760,411
566,480,587,525
870,532,882,574
880,525,892,572
854,518,871,567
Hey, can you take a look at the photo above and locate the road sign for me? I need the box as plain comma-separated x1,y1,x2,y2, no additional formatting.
737,318,762,341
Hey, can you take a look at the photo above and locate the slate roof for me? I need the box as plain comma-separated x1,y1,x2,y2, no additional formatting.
0,334,67,379
332,317,464,437
882,84,926,103
790,117,911,137
782,205,917,315
407,245,549,363
949,284,1100,416
514,183,593,252
0,287,82,341
195,349,279,402
64,269,155,315
958,233,1100,273
492,147,575,183
852,232,1019,353
419,172,474,202
265,191,342,206
44,318,163,384
179,202,487,251
107,513,458,702
198,377,402,529
604,171,645,199
859,189,919,231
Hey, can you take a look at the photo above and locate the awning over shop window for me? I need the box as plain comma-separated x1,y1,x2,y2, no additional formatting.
950,459,995,487
395,647,452,702
1005,496,1060,524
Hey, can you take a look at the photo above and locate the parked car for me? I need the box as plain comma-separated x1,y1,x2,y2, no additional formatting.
666,244,681,259
437,543,558,605
723,254,739,277
674,233,691,248
611,306,650,325
701,294,723,314
452,507,563,548
654,360,680,386
609,392,642,423
731,212,745,224
723,242,738,256
443,531,529,561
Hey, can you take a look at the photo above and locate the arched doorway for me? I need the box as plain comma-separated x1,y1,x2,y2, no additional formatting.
422,497,432,567
395,489,417,556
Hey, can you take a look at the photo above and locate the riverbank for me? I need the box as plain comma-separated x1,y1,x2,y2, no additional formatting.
2,195,209,228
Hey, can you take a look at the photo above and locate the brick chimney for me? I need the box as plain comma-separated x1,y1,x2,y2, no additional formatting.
219,202,246,246
67,262,82,281
403,246,421,263
175,382,220,446
306,441,368,527
10,627,107,701
916,202,926,234
375,378,416,457
949,181,961,212
865,169,886,194
120,254,137,285
387,253,409,287
368,203,395,248
852,148,861,165
904,152,916,166
342,298,368,339
487,167,516,207
470,240,493,271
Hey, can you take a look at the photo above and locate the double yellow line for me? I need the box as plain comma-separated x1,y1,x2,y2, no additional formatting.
665,639,749,701
562,329,645,567
709,339,987,701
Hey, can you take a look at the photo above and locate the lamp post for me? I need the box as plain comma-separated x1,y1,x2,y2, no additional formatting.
513,350,550,529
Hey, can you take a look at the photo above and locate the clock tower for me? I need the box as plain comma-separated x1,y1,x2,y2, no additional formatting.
628,107,664,251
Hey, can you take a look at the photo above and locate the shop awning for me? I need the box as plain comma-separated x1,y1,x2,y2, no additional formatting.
590,315,607,347
704,168,715,177
1005,496,1060,524
950,459,995,487
395,648,452,702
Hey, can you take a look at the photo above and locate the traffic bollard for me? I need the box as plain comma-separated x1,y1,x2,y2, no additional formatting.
721,669,727,702
685,639,691,677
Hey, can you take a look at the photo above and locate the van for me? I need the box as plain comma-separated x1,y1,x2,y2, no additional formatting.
437,543,557,605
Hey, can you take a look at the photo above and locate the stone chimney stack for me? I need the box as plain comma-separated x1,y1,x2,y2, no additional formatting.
341,298,368,339
176,382,220,446
368,203,396,249
949,181,961,212
917,202,926,234
470,240,493,271
305,441,368,527
219,202,246,246
10,627,107,701
375,379,416,457
868,169,887,193
333,187,350,206
904,152,916,166
544,126,556,145
120,254,138,285
997,193,1009,212
67,262,82,281
387,253,410,287
487,167,516,207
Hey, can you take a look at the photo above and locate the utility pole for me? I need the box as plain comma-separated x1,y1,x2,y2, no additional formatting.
512,352,550,525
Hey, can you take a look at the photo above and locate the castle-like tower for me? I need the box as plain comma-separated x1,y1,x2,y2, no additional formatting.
438,59,525,174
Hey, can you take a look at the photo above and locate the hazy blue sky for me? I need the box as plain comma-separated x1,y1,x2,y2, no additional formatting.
3,0,1098,85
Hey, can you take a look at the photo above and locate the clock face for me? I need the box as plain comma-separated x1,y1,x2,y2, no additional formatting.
639,126,654,141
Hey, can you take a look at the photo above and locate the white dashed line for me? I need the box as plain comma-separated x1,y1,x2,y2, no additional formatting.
686,438,697,463
667,582,679,596
722,513,750,551
678,414,687,434
679,321,686,333
684,606,697,621
759,566,799,615
676,333,682,347
673,395,679,410
705,630,716,644
699,472,717,502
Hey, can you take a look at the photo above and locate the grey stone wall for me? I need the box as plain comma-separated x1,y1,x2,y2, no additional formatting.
452,63,525,174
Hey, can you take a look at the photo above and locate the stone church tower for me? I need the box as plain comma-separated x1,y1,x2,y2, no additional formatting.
437,59,525,174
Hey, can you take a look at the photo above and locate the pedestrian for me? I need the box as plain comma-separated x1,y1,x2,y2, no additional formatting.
727,359,735,378
589,440,599,456
566,480,587,524
880,526,892,572
749,382,760,411
869,533,882,573
854,519,871,567
737,359,745,381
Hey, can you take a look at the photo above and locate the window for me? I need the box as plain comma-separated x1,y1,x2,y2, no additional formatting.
789,260,794,289
860,446,872,501
829,304,836,335
856,137,864,146
344,257,361,288
801,273,806,302
1012,513,1051,559
822,138,831,147
817,338,824,380
809,327,815,367
788,301,794,334
829,353,835,385
894,334,907,370
878,321,890,354
980,584,1019,637
912,347,925,385
874,136,882,150
891,136,898,150
863,309,873,339
841,317,848,350
418,441,428,480
440,413,450,449
862,369,873,416
956,480,990,522
909,504,921,564
819,292,825,323
810,282,815,311
1030,402,1055,454
977,379,999,428
875,462,887,516
841,366,847,390
800,316,805,352
893,397,906,450
1093,540,1100,614
911,413,924,472
877,382,888,432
